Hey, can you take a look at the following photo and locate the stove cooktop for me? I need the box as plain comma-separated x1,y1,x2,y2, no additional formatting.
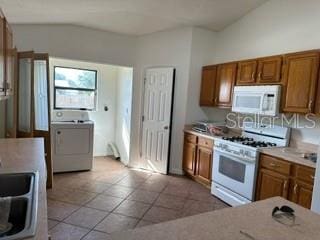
222,136,277,148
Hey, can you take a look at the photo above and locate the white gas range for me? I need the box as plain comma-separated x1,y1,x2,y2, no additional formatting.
211,122,291,206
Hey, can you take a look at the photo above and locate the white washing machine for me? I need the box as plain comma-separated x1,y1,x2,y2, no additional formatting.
51,120,94,173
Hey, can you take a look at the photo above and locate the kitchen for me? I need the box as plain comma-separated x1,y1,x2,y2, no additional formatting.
1,0,320,240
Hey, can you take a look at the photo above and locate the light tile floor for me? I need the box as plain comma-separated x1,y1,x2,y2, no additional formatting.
47,157,229,240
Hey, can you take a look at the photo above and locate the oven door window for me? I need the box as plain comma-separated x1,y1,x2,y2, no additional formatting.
219,156,246,183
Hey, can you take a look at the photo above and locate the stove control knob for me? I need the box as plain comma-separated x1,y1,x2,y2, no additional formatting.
239,149,244,155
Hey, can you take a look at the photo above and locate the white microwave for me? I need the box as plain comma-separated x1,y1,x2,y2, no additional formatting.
232,85,281,116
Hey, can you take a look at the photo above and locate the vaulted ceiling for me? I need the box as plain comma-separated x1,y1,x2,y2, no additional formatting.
0,0,268,36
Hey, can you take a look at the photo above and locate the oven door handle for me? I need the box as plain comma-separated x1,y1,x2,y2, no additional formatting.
214,149,255,164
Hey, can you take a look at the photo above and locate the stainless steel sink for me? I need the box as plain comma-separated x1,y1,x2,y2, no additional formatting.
0,172,39,240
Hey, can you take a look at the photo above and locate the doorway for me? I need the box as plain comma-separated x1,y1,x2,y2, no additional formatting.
141,67,175,174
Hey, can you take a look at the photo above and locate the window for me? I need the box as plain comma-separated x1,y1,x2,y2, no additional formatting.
54,66,97,110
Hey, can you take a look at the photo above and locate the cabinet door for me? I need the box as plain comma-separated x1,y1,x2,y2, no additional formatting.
257,56,282,84
0,15,4,97
282,52,319,113
236,60,257,85
183,142,197,176
196,146,212,185
291,180,313,209
256,168,289,201
199,66,217,106
215,63,237,107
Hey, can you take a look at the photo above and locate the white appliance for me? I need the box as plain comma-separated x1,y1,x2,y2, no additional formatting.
311,145,320,214
51,120,94,173
232,85,281,116
211,122,290,206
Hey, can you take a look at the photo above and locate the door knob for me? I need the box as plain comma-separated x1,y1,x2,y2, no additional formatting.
164,126,169,130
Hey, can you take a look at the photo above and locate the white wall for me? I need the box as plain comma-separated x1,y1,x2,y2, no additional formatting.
214,0,320,63
185,28,218,124
49,57,119,156
12,24,137,67
115,67,133,165
130,27,193,174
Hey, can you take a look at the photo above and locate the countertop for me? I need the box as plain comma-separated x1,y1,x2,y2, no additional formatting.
260,147,316,168
184,126,317,169
184,125,240,141
0,138,48,240
111,197,320,240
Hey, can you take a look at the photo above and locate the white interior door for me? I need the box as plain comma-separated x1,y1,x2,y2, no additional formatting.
142,67,175,174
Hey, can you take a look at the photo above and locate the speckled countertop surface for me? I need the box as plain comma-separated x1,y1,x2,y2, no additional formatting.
111,197,320,240
260,147,316,168
184,126,317,168
0,138,48,240
183,125,240,141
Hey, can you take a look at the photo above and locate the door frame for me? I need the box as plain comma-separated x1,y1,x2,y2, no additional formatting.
139,66,176,174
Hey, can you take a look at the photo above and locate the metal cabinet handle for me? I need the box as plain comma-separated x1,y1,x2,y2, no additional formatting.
308,100,313,111
258,72,262,80
251,72,255,80
311,175,315,180
294,183,298,195
283,180,288,191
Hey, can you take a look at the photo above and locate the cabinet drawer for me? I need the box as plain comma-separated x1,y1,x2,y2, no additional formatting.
296,165,315,184
185,133,197,144
198,137,213,148
260,154,291,176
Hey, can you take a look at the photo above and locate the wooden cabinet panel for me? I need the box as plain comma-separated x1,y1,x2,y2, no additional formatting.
260,154,291,175
295,165,315,185
236,60,257,85
257,56,282,84
198,137,213,148
183,141,197,176
185,133,197,144
200,66,217,106
282,52,319,113
291,180,313,209
256,168,289,201
196,146,212,185
216,63,237,108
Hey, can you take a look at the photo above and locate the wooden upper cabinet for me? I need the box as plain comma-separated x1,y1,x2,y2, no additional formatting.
257,56,282,84
199,66,217,106
215,63,237,108
236,60,257,85
282,51,320,113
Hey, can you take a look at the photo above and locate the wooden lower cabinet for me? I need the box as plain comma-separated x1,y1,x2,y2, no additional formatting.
256,168,289,200
290,180,314,209
256,154,315,209
183,141,197,176
196,146,212,185
182,132,213,187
